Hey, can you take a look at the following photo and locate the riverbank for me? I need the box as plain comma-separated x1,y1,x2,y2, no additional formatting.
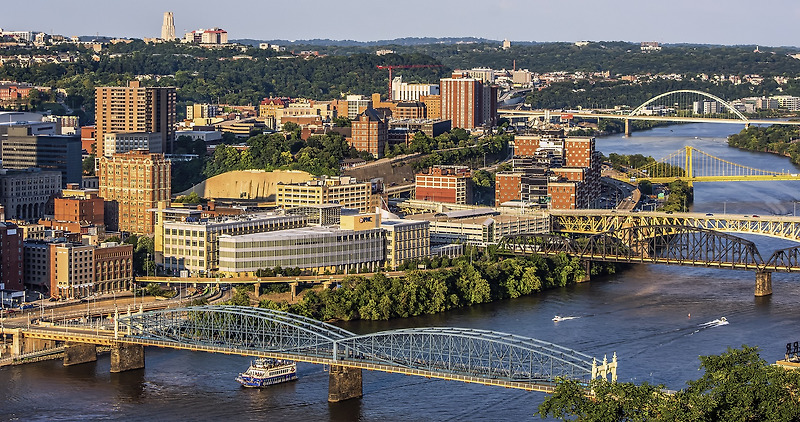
238,251,621,322
727,125,800,166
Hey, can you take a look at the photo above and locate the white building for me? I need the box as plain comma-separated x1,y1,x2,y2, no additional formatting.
218,226,385,274
103,132,162,156
391,76,440,102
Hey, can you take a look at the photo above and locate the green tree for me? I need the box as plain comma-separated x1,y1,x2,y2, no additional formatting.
82,154,95,176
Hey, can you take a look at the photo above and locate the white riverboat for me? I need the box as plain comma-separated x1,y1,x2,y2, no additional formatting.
235,358,297,388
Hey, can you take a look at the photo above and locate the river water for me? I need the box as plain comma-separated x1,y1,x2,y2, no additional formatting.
3,123,800,421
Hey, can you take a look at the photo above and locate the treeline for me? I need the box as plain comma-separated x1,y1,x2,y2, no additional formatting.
256,251,618,321
728,125,800,165
410,133,510,171
539,346,800,421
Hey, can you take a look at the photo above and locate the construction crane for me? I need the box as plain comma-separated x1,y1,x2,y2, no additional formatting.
376,64,443,101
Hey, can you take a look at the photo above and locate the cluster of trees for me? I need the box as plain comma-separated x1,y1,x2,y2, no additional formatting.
104,234,155,276
662,180,694,212
411,133,510,171
728,125,800,165
539,346,800,421
258,250,616,322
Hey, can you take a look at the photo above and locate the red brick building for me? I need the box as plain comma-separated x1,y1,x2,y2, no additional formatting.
512,135,541,157
81,125,97,155
0,222,24,290
350,107,388,158
54,193,105,226
415,166,472,204
440,73,497,130
548,181,589,210
394,102,426,119
495,172,522,205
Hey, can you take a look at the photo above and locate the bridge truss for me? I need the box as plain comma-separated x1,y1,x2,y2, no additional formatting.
630,146,793,183
629,89,747,121
117,306,613,391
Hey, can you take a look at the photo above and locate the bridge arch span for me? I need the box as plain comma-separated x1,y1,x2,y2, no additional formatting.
335,327,596,383
629,89,748,121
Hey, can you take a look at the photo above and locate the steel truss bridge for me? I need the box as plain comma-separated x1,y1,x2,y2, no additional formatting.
23,306,617,394
625,145,800,183
499,89,800,134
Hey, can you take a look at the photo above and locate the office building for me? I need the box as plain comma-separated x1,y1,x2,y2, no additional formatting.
54,191,104,227
161,12,176,41
350,107,387,158
440,73,498,129
393,102,426,120
0,222,23,291
155,210,306,275
415,166,473,204
1,124,81,185
95,81,177,156
103,132,163,156
346,95,373,120
0,167,61,220
93,242,134,293
408,209,549,244
285,204,342,226
98,151,171,234
24,239,51,292
183,28,228,44
276,176,379,213
420,95,441,119
49,242,94,299
218,223,385,274
381,219,430,270
391,76,440,102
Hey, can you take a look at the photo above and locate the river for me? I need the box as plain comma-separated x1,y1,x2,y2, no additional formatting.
3,123,800,421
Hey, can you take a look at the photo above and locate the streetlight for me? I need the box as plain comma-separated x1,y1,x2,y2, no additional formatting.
723,201,727,215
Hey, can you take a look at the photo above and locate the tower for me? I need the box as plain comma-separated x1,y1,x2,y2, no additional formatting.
161,12,175,41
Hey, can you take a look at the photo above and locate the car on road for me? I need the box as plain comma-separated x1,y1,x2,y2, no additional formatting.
752,214,760,217
706,213,714,216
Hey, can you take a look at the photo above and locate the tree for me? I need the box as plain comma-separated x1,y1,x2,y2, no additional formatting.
82,154,95,176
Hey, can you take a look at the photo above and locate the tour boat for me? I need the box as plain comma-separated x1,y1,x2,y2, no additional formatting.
235,358,297,388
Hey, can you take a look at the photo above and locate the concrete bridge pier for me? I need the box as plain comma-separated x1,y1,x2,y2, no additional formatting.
63,342,97,366
624,118,631,136
755,270,773,297
110,343,144,372
328,365,363,402
579,260,591,283
254,280,261,296
290,282,299,300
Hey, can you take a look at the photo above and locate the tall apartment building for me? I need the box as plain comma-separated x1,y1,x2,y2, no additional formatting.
391,76,440,102
95,81,177,156
98,151,170,234
161,12,176,41
0,168,62,220
276,176,379,213
0,221,23,290
415,166,473,204
1,124,81,185
350,108,388,158
440,73,498,130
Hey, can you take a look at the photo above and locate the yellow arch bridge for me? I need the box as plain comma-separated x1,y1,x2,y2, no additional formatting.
619,146,800,184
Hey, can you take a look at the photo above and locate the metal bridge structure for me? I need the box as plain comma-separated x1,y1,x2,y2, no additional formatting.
623,146,800,184
498,89,800,134
17,306,617,397
499,214,800,295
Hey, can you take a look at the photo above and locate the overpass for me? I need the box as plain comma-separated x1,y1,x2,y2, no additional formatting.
6,306,617,401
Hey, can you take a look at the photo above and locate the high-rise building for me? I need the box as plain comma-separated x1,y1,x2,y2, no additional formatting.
391,76,440,102
440,73,497,130
95,81,176,156
161,12,176,41
98,151,171,234
0,221,23,291
350,107,387,158
1,123,81,185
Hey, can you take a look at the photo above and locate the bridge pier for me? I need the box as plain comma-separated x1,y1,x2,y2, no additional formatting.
624,118,631,136
290,282,299,300
254,280,261,296
579,260,591,283
755,270,773,297
110,343,145,372
328,365,363,402
63,342,97,366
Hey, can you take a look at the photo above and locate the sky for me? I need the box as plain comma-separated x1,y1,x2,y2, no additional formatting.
3,1,800,47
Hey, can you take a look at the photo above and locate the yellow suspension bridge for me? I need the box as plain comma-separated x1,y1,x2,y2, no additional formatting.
620,146,800,184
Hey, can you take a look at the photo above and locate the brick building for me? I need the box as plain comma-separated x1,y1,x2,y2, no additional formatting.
0,222,23,290
93,242,133,293
98,151,171,234
415,166,473,204
439,73,497,130
350,107,388,158
54,192,104,227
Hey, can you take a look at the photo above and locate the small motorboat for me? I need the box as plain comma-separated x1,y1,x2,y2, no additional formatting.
552,315,563,322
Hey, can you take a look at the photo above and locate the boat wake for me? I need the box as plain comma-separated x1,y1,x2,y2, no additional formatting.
552,315,580,322
698,317,728,327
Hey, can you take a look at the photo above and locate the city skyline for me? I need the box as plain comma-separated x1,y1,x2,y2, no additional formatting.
2,0,800,47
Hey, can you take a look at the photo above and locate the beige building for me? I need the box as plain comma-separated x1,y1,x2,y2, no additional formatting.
408,209,550,244
381,219,430,270
50,242,94,299
95,81,176,156
99,151,171,234
276,176,379,213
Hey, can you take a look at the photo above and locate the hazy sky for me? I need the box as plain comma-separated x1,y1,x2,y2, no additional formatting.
3,1,800,47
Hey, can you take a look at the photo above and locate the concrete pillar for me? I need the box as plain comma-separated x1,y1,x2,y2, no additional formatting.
110,343,145,373
290,282,298,300
11,329,22,357
328,365,363,402
63,342,97,366
755,270,773,297
578,260,591,283
254,281,261,296
624,118,631,136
